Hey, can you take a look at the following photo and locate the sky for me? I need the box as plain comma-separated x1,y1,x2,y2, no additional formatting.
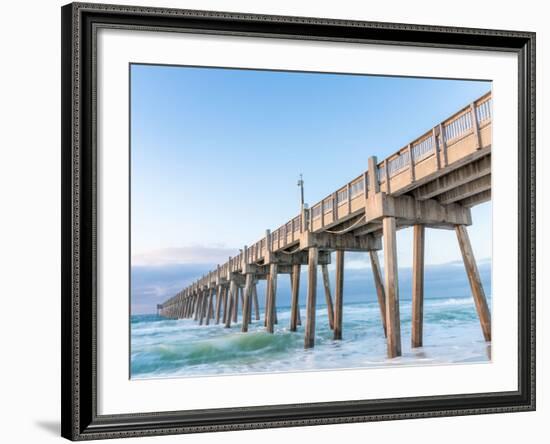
130,64,491,313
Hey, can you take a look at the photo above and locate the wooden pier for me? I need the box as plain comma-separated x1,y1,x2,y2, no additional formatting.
159,92,493,358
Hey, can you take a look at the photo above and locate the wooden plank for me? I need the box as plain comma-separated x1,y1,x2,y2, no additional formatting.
333,250,344,340
369,251,387,337
411,225,425,348
321,264,335,330
304,247,319,349
383,216,401,358
455,225,491,341
290,264,301,332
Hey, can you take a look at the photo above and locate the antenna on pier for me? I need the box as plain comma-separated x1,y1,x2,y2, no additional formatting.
297,173,305,210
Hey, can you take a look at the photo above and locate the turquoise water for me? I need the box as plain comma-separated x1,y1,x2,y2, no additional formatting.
130,295,491,379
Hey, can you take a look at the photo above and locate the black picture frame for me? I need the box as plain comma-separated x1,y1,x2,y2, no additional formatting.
61,2,536,440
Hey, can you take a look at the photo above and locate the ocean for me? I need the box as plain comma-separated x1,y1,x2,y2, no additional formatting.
130,294,491,379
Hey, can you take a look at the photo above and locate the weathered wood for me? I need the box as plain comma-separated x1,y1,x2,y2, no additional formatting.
411,225,425,348
224,282,236,328
433,128,441,170
241,274,253,332
368,156,380,193
458,189,491,208
304,247,319,349
369,250,387,337
470,102,481,149
215,286,223,324
437,175,491,205
439,123,448,167
365,193,472,226
300,231,380,251
252,283,260,321
455,225,491,341
264,281,269,327
232,284,239,323
333,250,345,340
383,216,401,358
266,263,278,333
384,158,390,194
205,288,214,325
193,293,200,321
412,155,491,201
199,291,208,326
290,264,301,332
407,143,415,182
222,287,228,324
321,264,335,330
273,270,279,325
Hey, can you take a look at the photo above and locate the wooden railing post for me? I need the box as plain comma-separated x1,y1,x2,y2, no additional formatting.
470,103,481,149
368,156,380,193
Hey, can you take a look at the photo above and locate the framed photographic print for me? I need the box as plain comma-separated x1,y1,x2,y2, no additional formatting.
61,2,536,440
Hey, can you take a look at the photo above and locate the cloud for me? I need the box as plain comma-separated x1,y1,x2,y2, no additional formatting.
131,263,214,314
132,245,240,267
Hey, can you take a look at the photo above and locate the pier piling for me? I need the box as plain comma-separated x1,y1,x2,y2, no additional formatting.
383,216,401,358
304,247,319,349
290,264,301,331
455,224,491,341
333,250,344,340
412,225,425,348
321,264,335,330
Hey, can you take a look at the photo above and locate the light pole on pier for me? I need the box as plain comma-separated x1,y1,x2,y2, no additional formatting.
297,173,305,210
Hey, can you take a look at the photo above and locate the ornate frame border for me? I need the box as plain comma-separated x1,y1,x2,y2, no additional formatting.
61,2,536,440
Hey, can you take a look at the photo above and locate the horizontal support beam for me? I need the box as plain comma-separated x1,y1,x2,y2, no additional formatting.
366,193,472,226
437,174,491,205
412,155,491,200
300,231,381,251
263,250,331,266
457,189,492,208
